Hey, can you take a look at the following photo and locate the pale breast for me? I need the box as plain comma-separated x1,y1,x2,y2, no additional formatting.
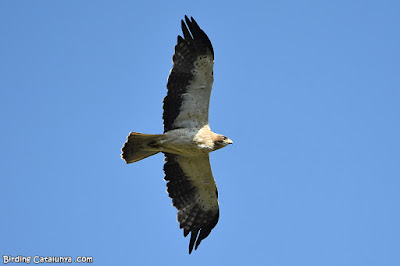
160,126,214,155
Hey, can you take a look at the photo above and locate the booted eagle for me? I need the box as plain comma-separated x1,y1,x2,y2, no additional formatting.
121,16,232,254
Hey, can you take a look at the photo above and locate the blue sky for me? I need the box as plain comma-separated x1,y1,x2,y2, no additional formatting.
1,1,399,265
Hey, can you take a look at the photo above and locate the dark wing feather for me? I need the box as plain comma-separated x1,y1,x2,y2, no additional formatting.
163,16,214,132
163,153,219,254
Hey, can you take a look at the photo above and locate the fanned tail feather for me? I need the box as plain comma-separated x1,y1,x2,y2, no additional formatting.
121,132,164,163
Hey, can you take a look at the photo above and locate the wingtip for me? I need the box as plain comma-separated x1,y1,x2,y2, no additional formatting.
194,239,202,250
188,229,199,254
188,241,195,254
184,228,190,237
183,15,197,25
184,15,190,23
187,232,203,254
190,16,198,26
178,15,214,57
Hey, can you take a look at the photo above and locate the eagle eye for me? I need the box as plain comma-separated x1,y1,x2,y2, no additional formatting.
216,136,228,144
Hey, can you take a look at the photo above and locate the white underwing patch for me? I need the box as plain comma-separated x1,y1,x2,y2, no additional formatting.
174,56,214,129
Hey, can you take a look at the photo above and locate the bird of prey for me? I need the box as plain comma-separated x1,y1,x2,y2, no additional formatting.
121,16,232,254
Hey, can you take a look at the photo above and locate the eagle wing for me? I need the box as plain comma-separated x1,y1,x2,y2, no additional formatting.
163,153,219,253
163,16,214,132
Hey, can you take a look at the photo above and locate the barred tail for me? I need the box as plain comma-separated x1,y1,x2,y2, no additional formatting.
121,132,165,164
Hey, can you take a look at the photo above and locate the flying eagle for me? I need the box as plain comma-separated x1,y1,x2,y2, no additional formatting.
121,16,232,254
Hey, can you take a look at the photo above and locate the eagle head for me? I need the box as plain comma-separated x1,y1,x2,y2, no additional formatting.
213,134,233,150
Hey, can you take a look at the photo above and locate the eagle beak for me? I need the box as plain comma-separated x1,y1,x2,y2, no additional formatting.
226,138,233,145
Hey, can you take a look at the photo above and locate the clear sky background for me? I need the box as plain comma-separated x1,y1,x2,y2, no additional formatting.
1,1,399,265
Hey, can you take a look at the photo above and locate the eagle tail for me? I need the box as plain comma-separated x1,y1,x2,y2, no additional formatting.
121,132,165,164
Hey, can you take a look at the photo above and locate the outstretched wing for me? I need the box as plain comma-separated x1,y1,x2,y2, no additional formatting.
163,153,219,253
163,16,214,132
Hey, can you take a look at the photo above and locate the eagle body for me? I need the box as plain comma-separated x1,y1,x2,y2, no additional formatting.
121,16,232,254
162,125,229,154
